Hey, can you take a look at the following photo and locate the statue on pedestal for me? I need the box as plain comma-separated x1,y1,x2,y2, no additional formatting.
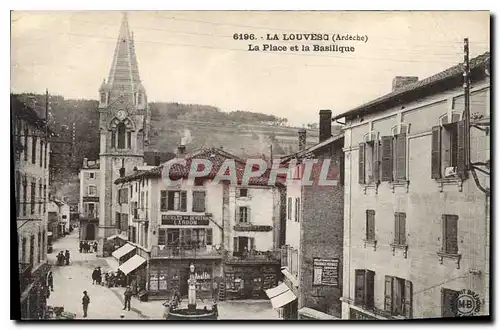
188,263,197,311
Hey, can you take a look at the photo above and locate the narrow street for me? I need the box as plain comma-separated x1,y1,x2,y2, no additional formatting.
46,231,279,320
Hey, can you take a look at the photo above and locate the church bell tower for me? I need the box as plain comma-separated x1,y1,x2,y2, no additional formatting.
97,12,151,254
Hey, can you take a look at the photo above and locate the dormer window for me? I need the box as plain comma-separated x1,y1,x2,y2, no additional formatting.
100,92,106,104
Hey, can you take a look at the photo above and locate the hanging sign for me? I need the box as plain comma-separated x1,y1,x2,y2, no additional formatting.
161,214,211,225
312,258,339,287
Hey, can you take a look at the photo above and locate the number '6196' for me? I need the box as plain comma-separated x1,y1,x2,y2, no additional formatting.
233,33,256,40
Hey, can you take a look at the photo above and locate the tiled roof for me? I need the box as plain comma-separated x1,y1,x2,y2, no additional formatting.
11,95,56,135
115,147,285,187
280,133,344,164
332,52,490,121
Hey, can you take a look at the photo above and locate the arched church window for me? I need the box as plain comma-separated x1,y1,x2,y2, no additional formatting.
117,123,126,149
111,130,116,148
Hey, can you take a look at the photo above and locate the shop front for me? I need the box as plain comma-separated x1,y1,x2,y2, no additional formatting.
265,282,298,319
224,265,279,300
118,254,148,294
148,259,222,301
20,262,51,320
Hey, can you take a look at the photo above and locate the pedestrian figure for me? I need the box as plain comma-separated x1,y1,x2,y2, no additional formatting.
85,241,90,253
79,241,83,253
47,271,54,291
96,267,102,285
65,250,70,265
92,268,98,285
82,291,90,318
93,242,98,253
57,251,64,266
123,286,133,311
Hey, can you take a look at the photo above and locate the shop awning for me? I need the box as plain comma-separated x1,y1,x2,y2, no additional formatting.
111,243,135,260
107,234,128,241
265,283,297,309
299,307,338,320
118,255,146,275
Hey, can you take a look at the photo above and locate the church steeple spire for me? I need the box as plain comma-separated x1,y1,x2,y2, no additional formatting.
106,12,142,102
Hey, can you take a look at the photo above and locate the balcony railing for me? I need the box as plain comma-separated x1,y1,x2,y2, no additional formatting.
225,249,281,264
151,244,222,259
19,262,32,293
80,212,98,219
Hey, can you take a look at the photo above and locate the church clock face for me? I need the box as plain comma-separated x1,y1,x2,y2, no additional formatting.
117,110,127,120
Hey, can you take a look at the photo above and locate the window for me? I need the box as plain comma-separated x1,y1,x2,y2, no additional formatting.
442,215,458,254
127,132,132,149
30,180,36,215
38,183,42,214
158,229,166,245
359,140,380,184
206,228,213,245
88,185,97,196
394,212,407,245
162,191,187,211
111,130,116,148
119,188,129,204
32,136,37,164
233,236,255,253
117,123,126,149
431,120,467,179
140,191,144,209
40,141,44,167
100,92,106,103
238,188,248,197
24,126,28,162
287,197,292,221
354,269,375,308
192,191,206,212
238,206,249,223
294,198,300,222
115,212,121,229
379,133,407,182
15,171,20,217
384,276,413,318
43,184,47,213
44,142,47,168
22,176,27,216
37,232,41,263
29,235,35,267
89,172,95,179
21,237,27,263
441,288,460,317
167,229,180,245
365,210,375,241
137,93,142,105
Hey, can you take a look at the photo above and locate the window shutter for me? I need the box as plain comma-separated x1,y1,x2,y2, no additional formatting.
358,143,366,184
394,213,400,244
354,269,366,305
250,237,255,251
404,280,413,318
373,140,380,183
444,215,458,254
431,126,442,179
365,270,375,308
366,210,375,240
287,197,292,220
395,133,407,180
384,275,393,312
456,120,467,179
180,191,187,211
247,207,251,223
399,213,406,245
111,131,116,148
84,172,90,179
206,228,213,245
233,237,239,252
381,136,393,182
235,188,240,198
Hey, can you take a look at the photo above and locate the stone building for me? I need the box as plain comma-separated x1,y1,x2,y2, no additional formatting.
12,94,53,320
78,158,100,241
271,111,344,320
96,13,150,254
334,52,490,319
113,147,283,301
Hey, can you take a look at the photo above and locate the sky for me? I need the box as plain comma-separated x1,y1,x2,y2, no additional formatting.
11,11,490,126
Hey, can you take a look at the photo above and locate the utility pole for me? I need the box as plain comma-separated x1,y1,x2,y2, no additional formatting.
463,38,471,169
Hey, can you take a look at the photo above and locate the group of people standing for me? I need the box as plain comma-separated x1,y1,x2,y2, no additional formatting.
56,250,70,266
91,267,103,285
80,241,97,253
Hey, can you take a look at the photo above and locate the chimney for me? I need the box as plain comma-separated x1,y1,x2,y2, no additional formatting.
83,157,88,168
177,145,186,158
298,129,307,151
319,109,332,142
392,76,418,92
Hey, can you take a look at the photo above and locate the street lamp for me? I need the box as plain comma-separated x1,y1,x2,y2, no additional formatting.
189,263,195,274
